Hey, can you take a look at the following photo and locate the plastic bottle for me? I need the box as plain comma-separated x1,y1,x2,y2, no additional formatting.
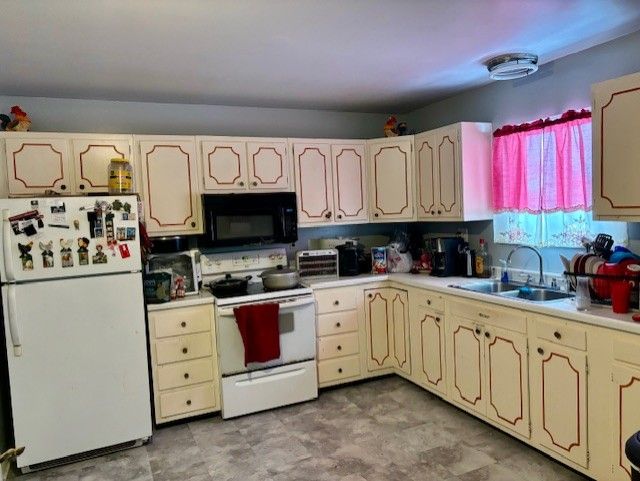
475,238,491,278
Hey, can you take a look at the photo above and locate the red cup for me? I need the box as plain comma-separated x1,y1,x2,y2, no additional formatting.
611,281,632,314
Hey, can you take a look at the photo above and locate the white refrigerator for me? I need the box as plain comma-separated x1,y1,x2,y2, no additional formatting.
0,195,152,471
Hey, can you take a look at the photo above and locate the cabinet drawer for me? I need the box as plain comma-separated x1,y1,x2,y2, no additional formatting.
534,317,587,351
315,288,356,314
155,333,212,365
159,384,216,418
449,299,526,333
416,291,445,312
318,355,361,384
317,332,359,360
151,305,212,339
613,337,640,366
317,310,358,336
157,357,215,391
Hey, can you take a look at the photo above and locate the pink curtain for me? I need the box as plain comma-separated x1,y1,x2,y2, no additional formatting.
492,109,592,213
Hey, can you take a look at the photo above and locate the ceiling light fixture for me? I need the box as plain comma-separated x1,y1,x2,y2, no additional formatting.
487,53,539,80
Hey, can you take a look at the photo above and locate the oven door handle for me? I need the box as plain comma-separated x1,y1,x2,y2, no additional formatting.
217,297,315,317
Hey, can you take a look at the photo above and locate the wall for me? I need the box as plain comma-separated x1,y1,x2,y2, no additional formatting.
0,96,388,139
408,29,640,274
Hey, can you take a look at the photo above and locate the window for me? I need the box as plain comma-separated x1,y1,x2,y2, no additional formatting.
492,109,627,247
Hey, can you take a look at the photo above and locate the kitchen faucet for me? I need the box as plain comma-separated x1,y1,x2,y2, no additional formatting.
506,245,545,286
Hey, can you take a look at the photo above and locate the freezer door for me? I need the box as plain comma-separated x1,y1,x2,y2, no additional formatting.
0,195,141,283
2,273,152,468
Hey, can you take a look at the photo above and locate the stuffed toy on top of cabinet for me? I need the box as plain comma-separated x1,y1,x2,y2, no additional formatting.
0,106,31,131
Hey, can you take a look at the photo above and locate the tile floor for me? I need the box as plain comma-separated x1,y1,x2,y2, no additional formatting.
13,376,590,480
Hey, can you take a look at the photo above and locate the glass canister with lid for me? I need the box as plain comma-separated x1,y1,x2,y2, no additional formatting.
108,157,133,194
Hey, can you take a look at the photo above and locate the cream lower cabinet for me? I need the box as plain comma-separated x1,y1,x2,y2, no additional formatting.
136,136,202,236
364,287,411,375
411,299,447,396
529,317,588,468
148,303,220,424
447,300,530,437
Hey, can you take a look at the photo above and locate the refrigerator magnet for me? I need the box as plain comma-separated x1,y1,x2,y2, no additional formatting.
107,239,118,257
60,239,74,267
92,244,107,264
118,243,131,259
18,242,33,271
39,241,54,268
125,227,136,241
73,219,80,230
77,237,90,266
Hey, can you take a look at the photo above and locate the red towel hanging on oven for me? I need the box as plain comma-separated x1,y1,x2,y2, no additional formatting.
233,303,281,365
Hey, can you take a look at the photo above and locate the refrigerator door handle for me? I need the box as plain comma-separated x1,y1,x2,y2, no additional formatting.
7,284,22,357
2,209,15,282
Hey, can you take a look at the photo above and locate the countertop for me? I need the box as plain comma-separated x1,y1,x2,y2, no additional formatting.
146,290,214,312
304,273,640,335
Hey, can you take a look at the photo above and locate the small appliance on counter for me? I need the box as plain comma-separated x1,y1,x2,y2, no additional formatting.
335,241,364,277
296,249,339,280
428,237,464,277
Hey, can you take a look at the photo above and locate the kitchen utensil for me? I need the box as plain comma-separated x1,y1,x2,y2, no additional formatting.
575,276,591,311
593,233,614,258
260,265,300,290
209,273,251,297
612,281,631,313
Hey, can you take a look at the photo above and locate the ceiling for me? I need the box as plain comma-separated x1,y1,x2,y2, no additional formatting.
1,0,640,113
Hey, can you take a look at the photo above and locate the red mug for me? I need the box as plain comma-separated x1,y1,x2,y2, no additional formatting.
611,281,632,314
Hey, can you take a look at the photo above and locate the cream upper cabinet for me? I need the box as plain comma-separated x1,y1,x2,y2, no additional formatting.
136,136,202,236
592,71,640,220
292,142,333,224
530,339,588,468
413,304,446,395
484,325,530,438
246,140,290,190
448,315,486,415
331,143,368,223
364,288,410,375
416,122,492,222
4,135,73,195
199,138,248,192
71,135,133,194
367,137,414,222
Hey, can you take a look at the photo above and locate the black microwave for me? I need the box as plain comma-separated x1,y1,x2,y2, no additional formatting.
200,193,298,247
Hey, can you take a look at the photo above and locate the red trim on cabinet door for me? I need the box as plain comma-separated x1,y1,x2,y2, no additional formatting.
618,376,640,476
418,140,435,215
391,293,408,369
420,313,442,387
145,145,194,227
79,144,125,187
335,147,364,217
453,324,482,405
600,86,640,208
207,146,242,185
367,292,390,367
373,145,409,215
297,147,329,219
488,336,524,426
12,143,64,188
541,352,581,452
251,146,284,185
438,135,458,212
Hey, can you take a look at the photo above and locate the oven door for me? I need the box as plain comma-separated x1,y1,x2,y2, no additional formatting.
216,296,316,376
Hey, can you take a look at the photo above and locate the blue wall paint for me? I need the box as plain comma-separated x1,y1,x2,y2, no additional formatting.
408,30,640,274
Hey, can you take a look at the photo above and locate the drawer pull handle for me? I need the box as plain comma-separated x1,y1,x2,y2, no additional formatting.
338,368,343,373
184,373,189,379
336,322,341,328
478,313,490,319
337,345,342,351
475,328,481,335
553,331,561,340
333,300,340,306
435,317,441,323
427,300,431,305
537,347,544,355
182,347,188,354
181,321,187,328
186,399,192,406
485,331,490,338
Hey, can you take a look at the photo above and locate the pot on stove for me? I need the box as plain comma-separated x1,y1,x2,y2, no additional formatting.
260,265,300,290
209,273,251,297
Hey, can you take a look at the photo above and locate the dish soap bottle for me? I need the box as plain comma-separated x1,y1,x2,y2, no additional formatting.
475,238,491,278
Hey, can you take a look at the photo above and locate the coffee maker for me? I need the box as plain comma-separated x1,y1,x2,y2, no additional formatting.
429,237,464,277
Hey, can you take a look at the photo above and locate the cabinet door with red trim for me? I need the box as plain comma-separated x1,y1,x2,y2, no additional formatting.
389,289,410,375
138,138,202,236
415,131,438,220
292,142,333,225
448,315,485,415
247,140,290,191
367,138,414,221
434,125,462,220
530,340,588,467
5,137,72,195
71,137,132,194
611,362,640,480
364,288,395,372
200,138,248,192
484,325,530,438
331,143,368,223
414,305,446,395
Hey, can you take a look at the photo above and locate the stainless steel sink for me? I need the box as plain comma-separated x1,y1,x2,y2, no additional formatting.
499,288,574,302
454,280,523,294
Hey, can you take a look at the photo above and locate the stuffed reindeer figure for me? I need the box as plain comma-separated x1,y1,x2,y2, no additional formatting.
1,447,24,480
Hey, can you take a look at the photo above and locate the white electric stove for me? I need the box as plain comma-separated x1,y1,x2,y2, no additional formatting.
201,248,318,418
